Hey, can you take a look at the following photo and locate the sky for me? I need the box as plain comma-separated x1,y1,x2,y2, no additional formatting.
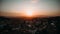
0,0,60,17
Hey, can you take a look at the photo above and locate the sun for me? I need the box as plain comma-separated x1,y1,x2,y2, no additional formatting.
25,11,33,17
20,6,36,17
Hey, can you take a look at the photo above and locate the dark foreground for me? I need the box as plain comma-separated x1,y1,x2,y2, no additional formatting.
0,16,60,34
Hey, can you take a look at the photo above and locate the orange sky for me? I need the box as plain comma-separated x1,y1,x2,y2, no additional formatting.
0,11,60,17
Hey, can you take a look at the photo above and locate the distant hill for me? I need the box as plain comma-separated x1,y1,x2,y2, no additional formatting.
0,16,60,20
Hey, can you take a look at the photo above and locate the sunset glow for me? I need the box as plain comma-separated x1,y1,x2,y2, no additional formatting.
0,0,59,17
